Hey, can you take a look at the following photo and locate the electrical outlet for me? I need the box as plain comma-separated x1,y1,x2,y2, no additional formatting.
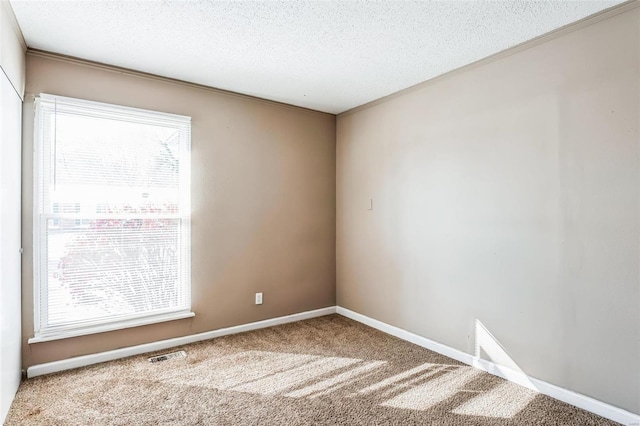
255,292,263,305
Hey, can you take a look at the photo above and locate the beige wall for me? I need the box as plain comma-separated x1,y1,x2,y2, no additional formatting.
337,7,639,414
22,53,336,367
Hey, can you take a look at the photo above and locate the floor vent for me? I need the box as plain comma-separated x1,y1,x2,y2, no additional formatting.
148,350,186,363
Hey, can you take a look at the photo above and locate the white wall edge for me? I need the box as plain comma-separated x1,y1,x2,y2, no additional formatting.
0,0,27,99
0,0,27,51
336,306,640,426
27,306,336,379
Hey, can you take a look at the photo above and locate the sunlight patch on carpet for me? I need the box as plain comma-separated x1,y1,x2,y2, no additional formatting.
160,350,371,396
230,355,360,395
451,381,536,418
285,360,386,398
381,366,482,411
355,362,444,396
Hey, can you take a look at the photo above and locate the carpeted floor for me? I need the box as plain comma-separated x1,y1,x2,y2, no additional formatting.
6,315,619,425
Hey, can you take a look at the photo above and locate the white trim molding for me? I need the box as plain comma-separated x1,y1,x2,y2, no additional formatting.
26,50,333,118
336,306,640,426
27,306,336,378
28,311,196,344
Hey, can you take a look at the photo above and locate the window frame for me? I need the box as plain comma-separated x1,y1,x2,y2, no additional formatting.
30,94,193,343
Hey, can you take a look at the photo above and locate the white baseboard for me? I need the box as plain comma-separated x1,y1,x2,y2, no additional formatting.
27,306,336,379
26,305,639,425
336,306,639,426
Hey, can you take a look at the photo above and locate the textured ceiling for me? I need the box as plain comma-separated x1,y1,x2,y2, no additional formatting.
10,0,625,114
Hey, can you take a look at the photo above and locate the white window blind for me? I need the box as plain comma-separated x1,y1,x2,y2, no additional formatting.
32,94,192,341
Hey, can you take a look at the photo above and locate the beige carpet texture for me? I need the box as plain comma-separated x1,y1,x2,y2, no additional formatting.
6,315,619,425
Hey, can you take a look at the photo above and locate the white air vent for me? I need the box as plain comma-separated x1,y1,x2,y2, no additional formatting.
148,350,186,363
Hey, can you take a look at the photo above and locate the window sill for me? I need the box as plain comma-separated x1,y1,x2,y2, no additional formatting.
28,310,195,344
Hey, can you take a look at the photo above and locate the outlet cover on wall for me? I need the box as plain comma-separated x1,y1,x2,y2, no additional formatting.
255,292,263,305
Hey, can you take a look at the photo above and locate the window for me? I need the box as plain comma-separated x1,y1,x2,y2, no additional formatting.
31,94,192,342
